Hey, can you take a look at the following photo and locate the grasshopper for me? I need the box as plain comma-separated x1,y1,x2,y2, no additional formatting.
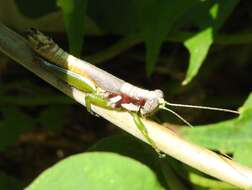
26,29,239,154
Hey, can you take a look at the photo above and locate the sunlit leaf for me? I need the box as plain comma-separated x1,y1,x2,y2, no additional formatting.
239,92,252,114
183,28,213,85
181,92,252,167
183,0,239,85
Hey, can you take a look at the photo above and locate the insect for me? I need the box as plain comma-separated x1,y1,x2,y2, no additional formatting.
26,29,239,154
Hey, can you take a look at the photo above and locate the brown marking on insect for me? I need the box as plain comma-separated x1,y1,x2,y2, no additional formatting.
108,92,146,108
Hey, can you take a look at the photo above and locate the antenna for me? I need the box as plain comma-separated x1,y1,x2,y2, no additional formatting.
164,101,240,115
159,105,193,128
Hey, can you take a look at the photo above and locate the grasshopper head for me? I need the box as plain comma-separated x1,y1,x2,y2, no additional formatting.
140,89,164,116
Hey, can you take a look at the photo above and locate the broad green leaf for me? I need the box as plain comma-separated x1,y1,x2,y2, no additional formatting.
57,0,88,55
89,135,188,190
183,0,240,85
26,152,164,190
181,92,252,167
90,135,236,189
0,107,34,150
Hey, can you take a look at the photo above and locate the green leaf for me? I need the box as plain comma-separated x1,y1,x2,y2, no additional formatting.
89,135,238,189
93,135,237,189
183,0,239,85
0,107,34,150
239,92,252,114
26,152,164,190
185,170,237,189
181,92,252,167
88,0,196,75
89,135,188,190
183,28,213,85
57,0,88,55
138,0,196,76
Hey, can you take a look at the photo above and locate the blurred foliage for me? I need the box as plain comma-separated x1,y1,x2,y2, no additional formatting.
0,172,21,190
57,0,87,55
0,0,252,189
0,107,34,151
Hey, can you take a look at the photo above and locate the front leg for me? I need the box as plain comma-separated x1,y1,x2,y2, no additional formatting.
85,94,114,114
85,94,162,156
131,112,163,156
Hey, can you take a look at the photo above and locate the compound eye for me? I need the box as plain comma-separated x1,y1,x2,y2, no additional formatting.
154,89,164,98
141,99,159,116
